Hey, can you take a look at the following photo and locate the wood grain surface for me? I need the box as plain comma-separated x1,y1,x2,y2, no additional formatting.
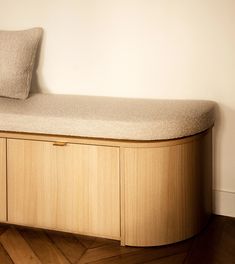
0,215,234,264
123,129,212,246
7,139,120,239
1,128,212,247
0,138,6,222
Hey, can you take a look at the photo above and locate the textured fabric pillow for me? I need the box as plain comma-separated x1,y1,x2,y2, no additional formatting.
0,28,42,99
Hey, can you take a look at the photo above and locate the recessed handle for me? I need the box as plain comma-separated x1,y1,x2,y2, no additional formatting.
53,142,68,147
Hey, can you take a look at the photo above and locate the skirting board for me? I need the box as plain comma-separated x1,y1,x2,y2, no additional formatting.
213,190,235,217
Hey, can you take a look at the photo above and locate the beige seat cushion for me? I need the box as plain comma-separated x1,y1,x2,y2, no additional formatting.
0,93,215,140
0,28,42,99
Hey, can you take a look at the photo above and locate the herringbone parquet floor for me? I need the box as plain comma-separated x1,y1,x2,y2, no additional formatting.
0,215,234,264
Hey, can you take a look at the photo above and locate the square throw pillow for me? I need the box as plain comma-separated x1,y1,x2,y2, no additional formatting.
0,28,42,99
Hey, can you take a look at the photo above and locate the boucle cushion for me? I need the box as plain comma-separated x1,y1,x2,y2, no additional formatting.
0,93,215,140
0,28,42,99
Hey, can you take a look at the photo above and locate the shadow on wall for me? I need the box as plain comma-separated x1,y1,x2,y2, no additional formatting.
213,101,235,211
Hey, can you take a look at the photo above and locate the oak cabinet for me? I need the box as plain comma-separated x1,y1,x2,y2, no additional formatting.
7,139,120,239
0,138,6,222
0,128,212,246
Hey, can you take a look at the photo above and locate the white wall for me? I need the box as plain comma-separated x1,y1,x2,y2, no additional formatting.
0,0,235,216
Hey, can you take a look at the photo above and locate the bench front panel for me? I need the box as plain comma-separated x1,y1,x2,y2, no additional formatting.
7,139,120,239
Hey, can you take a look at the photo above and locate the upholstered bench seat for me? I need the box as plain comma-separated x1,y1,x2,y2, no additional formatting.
0,93,216,140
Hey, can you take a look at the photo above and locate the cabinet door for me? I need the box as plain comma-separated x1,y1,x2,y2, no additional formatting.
7,139,120,239
123,129,212,246
0,138,6,222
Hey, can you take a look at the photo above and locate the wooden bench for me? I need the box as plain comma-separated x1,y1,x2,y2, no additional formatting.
0,93,216,246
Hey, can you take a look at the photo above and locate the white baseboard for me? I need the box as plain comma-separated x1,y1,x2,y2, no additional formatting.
213,190,235,217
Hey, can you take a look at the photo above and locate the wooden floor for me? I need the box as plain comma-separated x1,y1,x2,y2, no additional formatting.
0,215,234,264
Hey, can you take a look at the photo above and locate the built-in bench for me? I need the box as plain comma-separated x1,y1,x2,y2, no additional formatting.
0,93,216,247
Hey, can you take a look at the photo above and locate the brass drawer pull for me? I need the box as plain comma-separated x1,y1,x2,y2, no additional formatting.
53,142,68,146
